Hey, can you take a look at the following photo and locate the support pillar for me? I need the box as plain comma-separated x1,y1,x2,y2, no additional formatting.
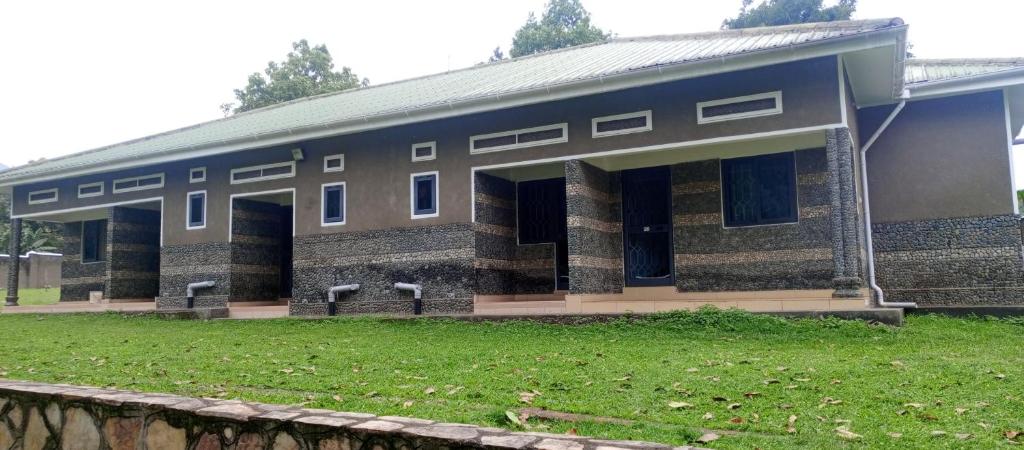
5,218,21,306
826,128,865,298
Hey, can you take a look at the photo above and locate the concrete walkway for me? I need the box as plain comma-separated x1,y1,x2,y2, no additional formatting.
1,301,156,314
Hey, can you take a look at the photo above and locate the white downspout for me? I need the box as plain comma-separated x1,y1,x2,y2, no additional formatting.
859,90,916,308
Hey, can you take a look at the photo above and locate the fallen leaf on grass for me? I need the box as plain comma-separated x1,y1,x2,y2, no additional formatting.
702,412,714,420
668,401,693,410
763,379,780,385
835,428,862,441
744,392,760,399
955,433,973,440
505,410,522,426
1005,430,1021,441
685,368,699,373
955,407,968,415
727,403,741,410
402,400,414,408
785,415,798,434
931,431,947,437
729,416,744,424
903,403,925,409
332,395,343,402
696,433,719,443
887,432,903,439
712,396,728,402
424,387,436,395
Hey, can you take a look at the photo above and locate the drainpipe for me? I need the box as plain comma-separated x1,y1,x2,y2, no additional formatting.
1014,138,1024,146
186,281,216,309
394,282,423,315
327,284,360,316
859,90,916,308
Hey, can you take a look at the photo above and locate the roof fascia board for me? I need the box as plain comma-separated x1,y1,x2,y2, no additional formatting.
906,69,1024,101
0,27,905,188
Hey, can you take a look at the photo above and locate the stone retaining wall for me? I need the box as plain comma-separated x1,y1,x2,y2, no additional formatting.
0,380,697,450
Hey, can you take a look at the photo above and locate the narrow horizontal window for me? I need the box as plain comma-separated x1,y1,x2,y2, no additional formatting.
77,182,104,199
321,183,346,226
411,172,438,218
190,167,206,183
592,110,653,138
28,188,59,205
323,154,345,173
81,219,106,263
112,173,164,193
698,91,783,124
411,142,436,162
721,152,798,228
229,161,295,184
187,191,206,230
469,123,568,154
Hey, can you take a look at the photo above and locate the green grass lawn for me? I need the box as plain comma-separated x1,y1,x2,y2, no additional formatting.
0,288,59,308
0,309,1021,448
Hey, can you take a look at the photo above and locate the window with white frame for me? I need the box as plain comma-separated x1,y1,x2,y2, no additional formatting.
186,191,206,230
77,182,104,198
469,123,568,154
321,182,346,226
323,154,345,173
112,173,164,193
230,161,295,184
411,142,436,162
27,188,58,205
410,171,438,218
697,91,783,124
591,110,653,138
81,219,106,263
190,167,207,183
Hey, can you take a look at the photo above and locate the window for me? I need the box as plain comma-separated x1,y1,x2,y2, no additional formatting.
698,91,783,124
469,123,568,154
190,167,206,183
112,173,164,193
77,182,104,198
721,152,798,228
28,188,58,205
321,182,346,226
411,142,436,162
187,191,206,230
230,161,295,184
81,220,106,263
591,111,652,138
323,155,345,173
410,171,438,218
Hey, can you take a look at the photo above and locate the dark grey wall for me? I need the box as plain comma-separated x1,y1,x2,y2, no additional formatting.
59,221,106,301
106,207,160,299
862,90,1015,223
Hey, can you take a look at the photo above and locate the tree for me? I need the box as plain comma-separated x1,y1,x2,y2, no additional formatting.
0,194,62,255
722,0,856,29
509,0,609,58
224,40,368,114
488,47,506,63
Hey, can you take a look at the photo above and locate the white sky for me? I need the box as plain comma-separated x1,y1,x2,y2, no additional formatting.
1,0,1022,184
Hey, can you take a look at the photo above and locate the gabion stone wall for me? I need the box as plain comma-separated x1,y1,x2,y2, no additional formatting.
872,214,1024,305
0,380,699,450
473,173,557,296
565,160,624,294
291,223,476,316
106,207,161,300
671,148,836,291
229,199,288,302
157,243,233,309
59,221,106,302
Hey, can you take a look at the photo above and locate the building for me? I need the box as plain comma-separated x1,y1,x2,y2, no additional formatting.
3,18,1023,316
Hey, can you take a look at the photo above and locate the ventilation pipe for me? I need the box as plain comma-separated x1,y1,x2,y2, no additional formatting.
186,281,216,309
859,90,916,309
327,284,360,316
394,282,423,315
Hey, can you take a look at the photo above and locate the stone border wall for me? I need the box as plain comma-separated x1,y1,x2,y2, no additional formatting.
872,214,1024,305
671,148,835,291
0,252,61,290
0,380,698,450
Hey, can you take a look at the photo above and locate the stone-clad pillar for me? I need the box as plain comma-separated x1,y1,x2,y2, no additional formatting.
5,218,21,306
826,128,864,297
565,160,623,294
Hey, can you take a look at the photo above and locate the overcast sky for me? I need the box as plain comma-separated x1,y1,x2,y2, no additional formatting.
1,0,1022,183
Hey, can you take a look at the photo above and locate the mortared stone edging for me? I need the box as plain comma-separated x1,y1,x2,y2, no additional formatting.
0,379,708,450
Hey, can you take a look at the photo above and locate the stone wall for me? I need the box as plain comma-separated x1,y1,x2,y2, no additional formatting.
157,243,232,309
0,252,61,290
872,214,1024,305
672,148,835,291
60,221,106,302
565,161,624,294
0,380,692,450
291,223,475,316
473,173,557,296
229,199,288,302
106,207,161,300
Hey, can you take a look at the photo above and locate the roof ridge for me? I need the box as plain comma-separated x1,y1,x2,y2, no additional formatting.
610,18,903,43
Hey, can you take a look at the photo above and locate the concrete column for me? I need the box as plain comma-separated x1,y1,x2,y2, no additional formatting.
5,218,21,306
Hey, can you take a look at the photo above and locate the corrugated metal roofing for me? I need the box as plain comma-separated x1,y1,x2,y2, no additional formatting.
0,18,905,184
905,58,1024,86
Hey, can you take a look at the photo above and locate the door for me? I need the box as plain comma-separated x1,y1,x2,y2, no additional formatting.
621,166,674,286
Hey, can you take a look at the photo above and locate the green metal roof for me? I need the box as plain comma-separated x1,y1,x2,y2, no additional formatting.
0,18,907,185
905,58,1024,86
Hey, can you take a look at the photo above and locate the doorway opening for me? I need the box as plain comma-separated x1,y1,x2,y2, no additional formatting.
621,166,674,287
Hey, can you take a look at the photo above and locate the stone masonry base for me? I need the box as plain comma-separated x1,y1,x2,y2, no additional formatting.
0,380,700,450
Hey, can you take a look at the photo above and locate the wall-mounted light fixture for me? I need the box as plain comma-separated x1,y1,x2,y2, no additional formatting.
291,148,305,161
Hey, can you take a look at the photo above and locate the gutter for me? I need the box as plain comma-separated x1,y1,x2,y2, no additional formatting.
859,89,916,308
0,26,907,188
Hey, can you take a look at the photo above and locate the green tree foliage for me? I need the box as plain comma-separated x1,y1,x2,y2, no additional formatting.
488,47,506,63
509,0,609,58
0,194,62,255
224,40,368,115
722,0,856,29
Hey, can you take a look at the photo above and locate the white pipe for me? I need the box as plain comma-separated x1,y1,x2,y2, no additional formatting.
1014,137,1024,146
328,284,360,303
859,91,917,308
394,282,422,299
186,281,216,298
